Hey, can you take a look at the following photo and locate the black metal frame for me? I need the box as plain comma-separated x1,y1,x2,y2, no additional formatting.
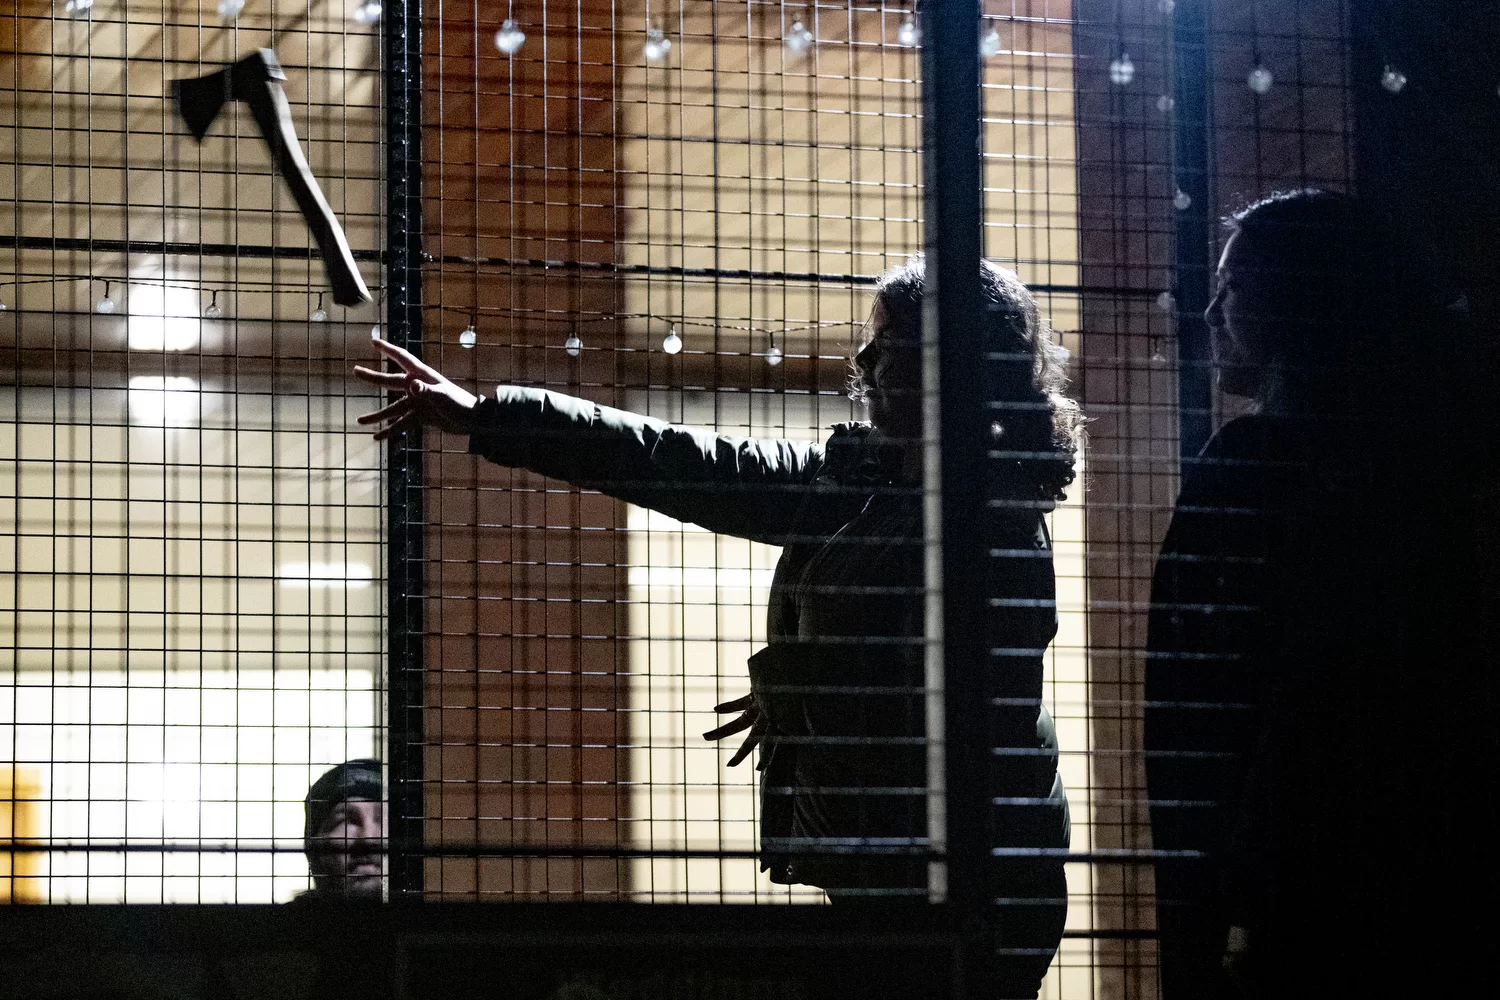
1171,0,1215,462
383,0,427,901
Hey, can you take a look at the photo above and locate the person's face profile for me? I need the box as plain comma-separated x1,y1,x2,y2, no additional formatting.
854,298,921,438
1205,231,1272,399
309,797,384,899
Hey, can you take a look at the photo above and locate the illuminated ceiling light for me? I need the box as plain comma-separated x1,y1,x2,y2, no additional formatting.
127,376,200,427
311,293,328,323
95,280,116,314
644,25,671,62
766,343,784,367
495,18,526,55
564,333,583,357
1172,188,1192,211
217,0,245,19
459,319,477,348
897,16,919,47
1157,94,1174,113
128,282,201,351
1247,64,1273,94
1381,64,1407,93
785,21,813,55
202,290,222,320
277,561,374,589
352,0,381,25
1156,291,1176,313
980,26,1002,59
1109,51,1135,86
62,0,93,16
661,326,682,355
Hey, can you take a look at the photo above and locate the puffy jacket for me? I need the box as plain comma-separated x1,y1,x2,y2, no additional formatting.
467,386,1069,894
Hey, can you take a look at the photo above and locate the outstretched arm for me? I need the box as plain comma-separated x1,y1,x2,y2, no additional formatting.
354,338,825,544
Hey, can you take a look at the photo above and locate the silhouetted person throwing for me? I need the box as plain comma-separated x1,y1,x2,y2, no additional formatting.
356,256,1081,998
296,759,384,901
1146,190,1480,999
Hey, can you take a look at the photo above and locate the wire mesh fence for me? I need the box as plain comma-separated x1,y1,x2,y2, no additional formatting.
13,1,1494,999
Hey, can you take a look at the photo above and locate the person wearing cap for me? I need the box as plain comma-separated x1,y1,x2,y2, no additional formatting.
296,758,384,901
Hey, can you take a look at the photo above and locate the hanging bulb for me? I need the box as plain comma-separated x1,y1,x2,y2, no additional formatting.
644,26,672,62
1247,64,1274,94
370,325,381,341
1158,0,1175,13
897,16,919,47
980,26,1002,59
1109,51,1135,86
1156,94,1175,113
785,20,813,55
564,334,583,357
495,18,526,55
766,344,784,367
1381,64,1407,94
1150,343,1167,365
458,321,477,348
1156,291,1176,313
661,327,683,355
352,0,382,25
62,0,93,16
310,294,327,323
96,282,116,315
217,0,245,19
1172,187,1192,211
203,292,222,320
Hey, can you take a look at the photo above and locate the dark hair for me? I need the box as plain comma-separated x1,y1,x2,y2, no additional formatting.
1224,189,1415,409
862,253,1081,502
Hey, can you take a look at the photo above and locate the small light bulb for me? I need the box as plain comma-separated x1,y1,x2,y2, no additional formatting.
1157,94,1175,113
352,0,382,25
63,0,93,16
495,18,526,55
990,421,1005,440
311,307,328,322
0,301,8,311
217,0,245,19
1151,345,1167,365
980,27,1002,59
766,344,784,366
370,325,381,341
662,328,683,355
897,17,919,47
785,20,813,55
1109,52,1135,86
1172,188,1192,211
96,294,116,315
1381,64,1407,94
459,324,477,348
564,334,583,357
1247,65,1273,94
644,26,671,62
1158,0,1175,13
204,300,222,320
1156,291,1176,313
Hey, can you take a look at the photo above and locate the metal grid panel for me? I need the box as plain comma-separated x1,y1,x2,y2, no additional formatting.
1,1,386,902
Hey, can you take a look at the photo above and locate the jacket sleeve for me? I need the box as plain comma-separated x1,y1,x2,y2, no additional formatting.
466,385,825,545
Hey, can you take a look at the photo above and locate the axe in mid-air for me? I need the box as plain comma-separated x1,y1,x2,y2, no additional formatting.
174,49,372,307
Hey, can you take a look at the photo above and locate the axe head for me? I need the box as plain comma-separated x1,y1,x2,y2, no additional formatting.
174,49,287,141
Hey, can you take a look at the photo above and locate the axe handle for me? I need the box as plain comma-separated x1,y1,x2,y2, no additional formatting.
246,81,373,306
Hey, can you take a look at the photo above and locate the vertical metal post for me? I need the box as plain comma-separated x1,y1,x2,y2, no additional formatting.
920,0,986,919
1171,0,1214,461
384,0,426,900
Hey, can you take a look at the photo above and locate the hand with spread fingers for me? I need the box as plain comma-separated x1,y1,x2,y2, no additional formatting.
354,337,479,440
703,693,764,767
